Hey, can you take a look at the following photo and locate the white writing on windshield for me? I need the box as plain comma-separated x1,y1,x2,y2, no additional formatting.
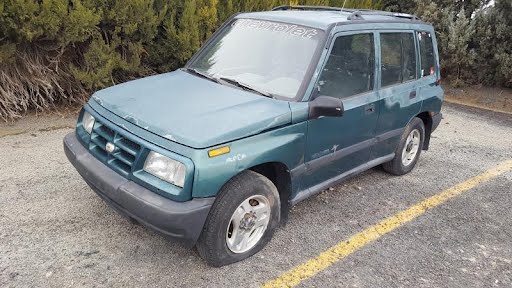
233,19,319,39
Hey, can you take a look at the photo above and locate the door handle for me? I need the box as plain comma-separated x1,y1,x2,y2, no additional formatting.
365,104,375,114
409,91,417,99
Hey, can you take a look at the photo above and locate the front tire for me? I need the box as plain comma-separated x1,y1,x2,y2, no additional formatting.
196,170,280,267
383,117,425,175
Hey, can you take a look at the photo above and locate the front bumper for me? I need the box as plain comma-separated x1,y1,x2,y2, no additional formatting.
63,132,214,247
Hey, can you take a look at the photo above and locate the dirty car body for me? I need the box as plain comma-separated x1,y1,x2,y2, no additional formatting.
64,6,444,265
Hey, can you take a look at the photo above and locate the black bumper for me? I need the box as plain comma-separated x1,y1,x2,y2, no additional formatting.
63,133,214,248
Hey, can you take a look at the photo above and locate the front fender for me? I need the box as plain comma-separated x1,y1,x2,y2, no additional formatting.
191,122,307,198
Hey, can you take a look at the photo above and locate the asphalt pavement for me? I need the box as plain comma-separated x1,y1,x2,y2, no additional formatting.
0,103,511,287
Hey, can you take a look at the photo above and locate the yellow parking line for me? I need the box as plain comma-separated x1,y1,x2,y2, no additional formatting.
262,160,512,288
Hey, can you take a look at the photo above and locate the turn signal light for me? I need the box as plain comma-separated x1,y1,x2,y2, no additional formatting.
208,146,230,158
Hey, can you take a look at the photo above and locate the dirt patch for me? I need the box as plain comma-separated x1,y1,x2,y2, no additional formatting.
444,85,512,114
38,125,75,132
0,106,77,138
0,129,27,138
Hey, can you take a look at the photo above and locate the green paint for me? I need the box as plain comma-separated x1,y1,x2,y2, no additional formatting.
74,10,443,203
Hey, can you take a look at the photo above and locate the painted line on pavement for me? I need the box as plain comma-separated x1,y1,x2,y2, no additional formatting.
262,160,512,288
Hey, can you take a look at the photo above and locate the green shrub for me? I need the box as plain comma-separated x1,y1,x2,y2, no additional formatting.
0,0,509,121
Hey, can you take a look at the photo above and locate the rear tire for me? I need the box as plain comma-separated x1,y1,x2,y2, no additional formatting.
383,117,425,175
196,170,280,267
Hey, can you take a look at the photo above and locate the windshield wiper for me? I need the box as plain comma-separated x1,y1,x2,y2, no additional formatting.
183,70,274,98
218,77,274,98
182,68,219,84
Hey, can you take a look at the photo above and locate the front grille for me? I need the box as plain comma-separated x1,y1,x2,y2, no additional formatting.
89,120,141,177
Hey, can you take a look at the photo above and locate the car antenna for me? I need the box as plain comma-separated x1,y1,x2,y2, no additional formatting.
340,0,347,13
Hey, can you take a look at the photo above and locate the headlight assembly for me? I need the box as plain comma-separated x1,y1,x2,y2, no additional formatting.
143,151,186,187
82,111,95,134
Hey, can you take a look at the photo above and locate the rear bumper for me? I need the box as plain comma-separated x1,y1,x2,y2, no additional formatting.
63,132,214,247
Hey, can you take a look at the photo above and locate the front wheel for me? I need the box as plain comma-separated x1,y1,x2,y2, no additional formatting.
383,117,425,175
196,170,280,267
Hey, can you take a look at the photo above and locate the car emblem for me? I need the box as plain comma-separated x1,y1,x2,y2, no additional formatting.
106,142,116,153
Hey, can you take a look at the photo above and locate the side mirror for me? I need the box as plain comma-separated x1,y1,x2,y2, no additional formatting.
308,95,344,120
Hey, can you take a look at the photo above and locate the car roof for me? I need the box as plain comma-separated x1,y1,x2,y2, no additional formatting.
238,7,429,30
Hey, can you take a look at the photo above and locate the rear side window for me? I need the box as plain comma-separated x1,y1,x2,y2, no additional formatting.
317,33,375,99
418,31,436,77
380,33,417,87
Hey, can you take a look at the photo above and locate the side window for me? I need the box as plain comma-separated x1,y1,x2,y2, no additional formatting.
380,33,417,87
317,33,375,99
402,33,416,81
418,31,436,77
380,33,402,86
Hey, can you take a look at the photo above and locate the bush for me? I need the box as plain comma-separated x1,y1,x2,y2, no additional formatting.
0,0,509,121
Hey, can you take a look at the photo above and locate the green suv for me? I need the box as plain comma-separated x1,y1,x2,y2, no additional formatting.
64,6,443,266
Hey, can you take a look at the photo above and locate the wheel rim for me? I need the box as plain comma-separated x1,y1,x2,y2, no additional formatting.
401,129,421,167
226,195,271,254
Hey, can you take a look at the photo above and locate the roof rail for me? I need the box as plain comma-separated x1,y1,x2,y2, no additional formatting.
271,5,421,21
272,5,352,12
347,11,364,21
347,10,420,21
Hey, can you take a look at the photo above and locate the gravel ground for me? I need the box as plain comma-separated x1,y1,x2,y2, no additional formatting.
0,103,511,287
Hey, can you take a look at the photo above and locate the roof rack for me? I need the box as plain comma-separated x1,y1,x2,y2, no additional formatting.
348,10,421,21
271,5,420,21
272,5,352,12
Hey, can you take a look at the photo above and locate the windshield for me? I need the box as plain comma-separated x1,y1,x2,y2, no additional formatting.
188,18,324,99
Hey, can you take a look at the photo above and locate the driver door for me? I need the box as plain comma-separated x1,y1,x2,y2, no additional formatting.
302,31,380,189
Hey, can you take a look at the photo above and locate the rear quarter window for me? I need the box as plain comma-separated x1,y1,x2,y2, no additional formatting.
418,31,436,77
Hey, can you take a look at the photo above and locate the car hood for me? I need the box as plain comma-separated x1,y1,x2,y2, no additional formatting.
91,70,292,149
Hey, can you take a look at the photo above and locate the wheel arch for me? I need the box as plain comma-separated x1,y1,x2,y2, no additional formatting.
249,162,292,224
415,111,434,150
209,161,293,225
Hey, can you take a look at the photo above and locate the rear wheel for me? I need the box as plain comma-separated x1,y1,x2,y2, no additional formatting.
383,117,425,175
196,170,280,267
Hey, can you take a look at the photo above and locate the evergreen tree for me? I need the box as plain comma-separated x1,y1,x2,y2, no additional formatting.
381,0,417,13
0,0,510,120
443,9,476,86
473,0,512,87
